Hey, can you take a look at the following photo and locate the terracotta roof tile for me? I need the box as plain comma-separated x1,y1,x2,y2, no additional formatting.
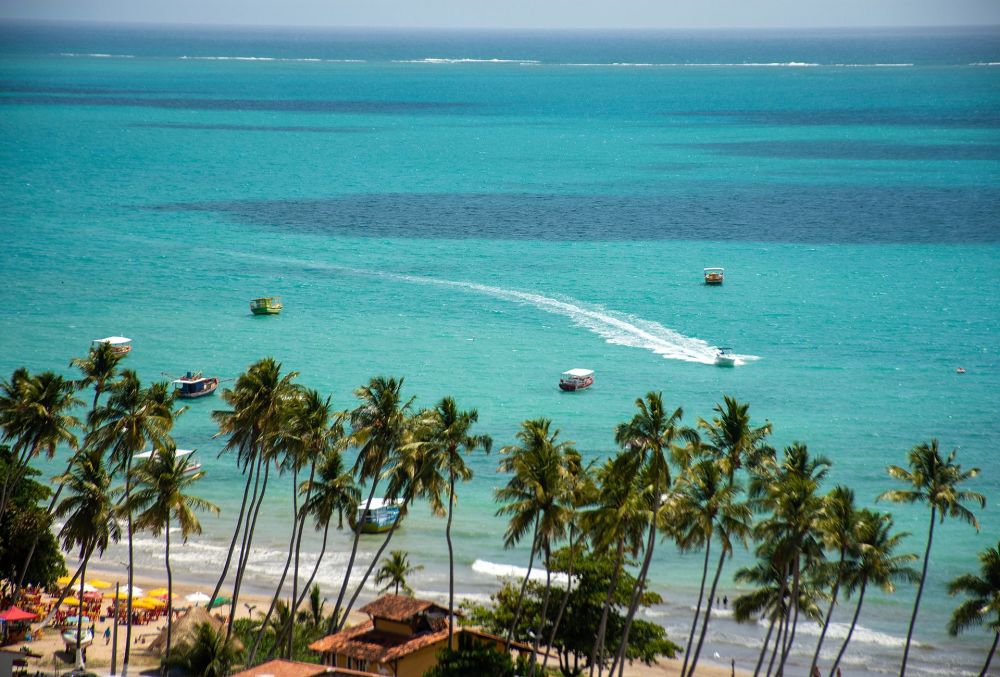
308,619,451,663
229,659,330,677
356,594,449,622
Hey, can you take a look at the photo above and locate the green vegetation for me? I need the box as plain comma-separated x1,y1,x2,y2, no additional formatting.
0,353,992,676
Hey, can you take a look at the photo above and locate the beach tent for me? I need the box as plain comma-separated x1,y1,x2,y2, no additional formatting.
0,606,38,622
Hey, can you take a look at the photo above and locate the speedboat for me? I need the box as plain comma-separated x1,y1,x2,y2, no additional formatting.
350,498,402,534
714,348,737,367
559,368,594,391
92,336,132,355
704,268,724,285
250,297,283,315
172,372,219,399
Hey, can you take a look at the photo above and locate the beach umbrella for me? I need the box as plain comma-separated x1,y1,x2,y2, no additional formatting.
86,579,112,589
0,606,38,622
56,575,73,587
118,585,144,597
62,597,84,607
81,583,98,593
147,587,170,598
208,596,229,609
184,592,210,605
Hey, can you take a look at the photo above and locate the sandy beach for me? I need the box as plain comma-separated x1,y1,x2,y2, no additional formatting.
8,563,749,677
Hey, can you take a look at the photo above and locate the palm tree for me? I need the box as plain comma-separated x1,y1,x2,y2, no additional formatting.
609,392,697,677
375,550,424,595
583,452,647,677
698,396,773,483
53,447,121,670
70,341,125,413
829,509,918,677
732,553,790,677
0,370,81,521
129,444,219,662
88,370,175,675
495,417,579,657
210,358,298,640
272,447,358,652
878,439,985,677
947,541,1000,677
675,457,752,677
330,376,412,632
750,443,829,677
809,486,859,674
411,397,492,644
164,622,241,677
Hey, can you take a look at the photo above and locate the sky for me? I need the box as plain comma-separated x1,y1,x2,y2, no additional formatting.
1,0,999,30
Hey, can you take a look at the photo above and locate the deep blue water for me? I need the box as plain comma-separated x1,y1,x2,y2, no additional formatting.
1,21,999,676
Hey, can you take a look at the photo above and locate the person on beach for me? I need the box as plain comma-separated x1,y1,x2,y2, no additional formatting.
104,627,111,644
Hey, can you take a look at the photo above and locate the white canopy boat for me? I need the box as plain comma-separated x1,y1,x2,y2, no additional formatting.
559,368,594,391
92,336,132,355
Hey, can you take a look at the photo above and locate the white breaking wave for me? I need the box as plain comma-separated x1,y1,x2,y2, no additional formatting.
971,62,1000,66
177,56,362,63
472,559,570,586
378,270,757,366
57,52,135,59
393,57,540,64
790,619,921,649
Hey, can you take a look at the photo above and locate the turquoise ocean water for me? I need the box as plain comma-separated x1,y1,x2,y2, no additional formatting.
1,22,999,675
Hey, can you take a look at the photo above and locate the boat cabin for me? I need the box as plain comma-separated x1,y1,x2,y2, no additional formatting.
703,268,724,285
714,347,737,367
250,297,283,315
352,498,401,534
92,336,132,355
559,368,594,392
172,372,219,399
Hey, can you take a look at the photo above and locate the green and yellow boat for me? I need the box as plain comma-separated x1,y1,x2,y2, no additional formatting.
349,498,402,534
250,297,283,315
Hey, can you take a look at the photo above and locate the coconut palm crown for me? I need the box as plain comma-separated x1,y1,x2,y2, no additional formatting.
947,541,1000,677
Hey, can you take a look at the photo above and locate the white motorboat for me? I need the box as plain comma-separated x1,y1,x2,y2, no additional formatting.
714,348,737,367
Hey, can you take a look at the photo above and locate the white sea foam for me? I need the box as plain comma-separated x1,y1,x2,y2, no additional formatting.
393,57,540,65
970,62,1000,66
57,52,135,59
177,56,364,63
380,271,758,366
472,559,570,586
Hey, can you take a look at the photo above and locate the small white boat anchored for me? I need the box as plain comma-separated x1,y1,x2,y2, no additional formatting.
92,336,132,356
559,368,594,391
714,348,737,367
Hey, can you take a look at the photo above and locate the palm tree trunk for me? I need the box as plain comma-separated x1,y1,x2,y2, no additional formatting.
165,520,173,663
272,522,330,657
331,478,381,633
289,462,313,659
542,529,577,675
776,555,801,677
122,452,135,677
766,607,785,677
810,549,845,674
209,457,257,608
76,545,92,670
37,559,86,629
829,579,866,677
979,631,999,677
754,615,777,677
247,489,299,666
446,469,456,646
528,542,553,677
591,540,625,677
13,454,74,602
681,538,713,677
687,544,727,677
900,507,935,677
338,495,412,630
506,514,541,650
228,461,270,641
611,492,660,677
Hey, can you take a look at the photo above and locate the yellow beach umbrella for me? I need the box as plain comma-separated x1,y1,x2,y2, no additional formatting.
147,587,170,598
132,598,161,610
57,576,73,587
87,579,112,589
113,590,132,600
62,597,84,607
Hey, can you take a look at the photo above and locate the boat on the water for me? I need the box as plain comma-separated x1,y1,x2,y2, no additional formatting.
92,336,132,355
715,348,737,367
350,498,402,534
559,368,594,391
250,297,283,315
704,268,725,285
172,372,219,399
136,448,202,474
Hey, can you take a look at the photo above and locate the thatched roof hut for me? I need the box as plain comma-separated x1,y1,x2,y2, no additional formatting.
146,606,241,657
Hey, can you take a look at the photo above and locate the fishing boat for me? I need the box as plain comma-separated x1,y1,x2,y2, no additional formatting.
714,348,737,367
92,336,132,355
559,368,594,391
172,372,219,399
704,268,725,285
250,297,283,315
350,498,402,534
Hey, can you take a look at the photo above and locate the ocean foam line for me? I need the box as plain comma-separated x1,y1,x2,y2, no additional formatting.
178,55,364,63
393,57,541,64
379,270,757,366
970,62,1000,66
57,52,135,59
472,559,570,586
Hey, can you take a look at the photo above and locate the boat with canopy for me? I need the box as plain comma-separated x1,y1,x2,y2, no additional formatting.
172,372,219,399
704,268,725,285
559,368,594,391
92,336,132,355
350,498,402,534
250,297,283,315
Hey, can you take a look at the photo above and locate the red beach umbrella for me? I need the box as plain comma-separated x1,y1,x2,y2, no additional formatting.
0,606,39,622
